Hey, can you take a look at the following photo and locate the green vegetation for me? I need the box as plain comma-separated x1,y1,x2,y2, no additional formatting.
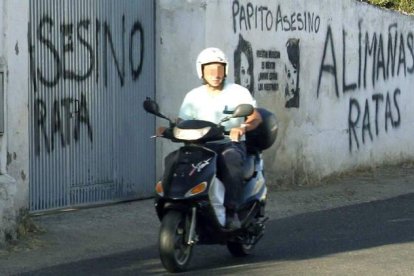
364,0,414,14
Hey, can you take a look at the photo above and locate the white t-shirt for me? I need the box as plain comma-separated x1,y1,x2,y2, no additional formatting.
178,82,257,132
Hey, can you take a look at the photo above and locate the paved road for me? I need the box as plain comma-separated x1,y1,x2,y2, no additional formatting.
1,163,414,275
11,193,414,275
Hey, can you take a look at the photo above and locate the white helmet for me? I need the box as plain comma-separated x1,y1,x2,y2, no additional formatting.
196,47,229,79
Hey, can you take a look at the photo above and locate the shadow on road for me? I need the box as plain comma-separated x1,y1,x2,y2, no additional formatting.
17,245,165,276
263,192,414,260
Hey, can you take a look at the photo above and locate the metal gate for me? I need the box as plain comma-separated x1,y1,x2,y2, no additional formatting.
28,0,155,212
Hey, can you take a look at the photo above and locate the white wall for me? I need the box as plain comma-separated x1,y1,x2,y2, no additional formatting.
4,0,30,209
156,0,414,185
0,0,5,173
155,0,208,177
0,0,30,245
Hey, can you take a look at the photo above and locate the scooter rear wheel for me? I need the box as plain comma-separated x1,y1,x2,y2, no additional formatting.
159,211,193,272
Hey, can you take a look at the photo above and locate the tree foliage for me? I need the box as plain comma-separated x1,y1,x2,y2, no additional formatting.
363,0,414,14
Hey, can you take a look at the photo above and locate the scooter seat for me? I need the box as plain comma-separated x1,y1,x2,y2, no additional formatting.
243,155,255,180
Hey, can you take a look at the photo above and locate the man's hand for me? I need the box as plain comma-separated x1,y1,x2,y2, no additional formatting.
156,126,167,137
229,126,246,142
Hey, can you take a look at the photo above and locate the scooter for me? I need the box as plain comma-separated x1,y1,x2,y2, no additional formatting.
143,97,277,273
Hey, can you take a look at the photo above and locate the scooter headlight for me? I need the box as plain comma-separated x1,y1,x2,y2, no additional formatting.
185,181,207,197
173,126,211,140
155,181,164,196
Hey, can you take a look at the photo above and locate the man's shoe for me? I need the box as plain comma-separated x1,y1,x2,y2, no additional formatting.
225,213,241,230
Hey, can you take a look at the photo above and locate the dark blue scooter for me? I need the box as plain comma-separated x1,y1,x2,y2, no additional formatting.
143,98,277,273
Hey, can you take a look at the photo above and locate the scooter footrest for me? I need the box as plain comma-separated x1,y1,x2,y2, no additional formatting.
258,205,266,217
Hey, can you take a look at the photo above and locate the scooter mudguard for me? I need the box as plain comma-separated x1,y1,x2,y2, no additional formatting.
242,171,267,204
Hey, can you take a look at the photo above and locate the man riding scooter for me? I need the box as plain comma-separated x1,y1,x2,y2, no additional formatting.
159,47,262,229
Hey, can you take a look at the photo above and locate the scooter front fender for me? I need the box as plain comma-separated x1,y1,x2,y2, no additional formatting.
155,198,187,221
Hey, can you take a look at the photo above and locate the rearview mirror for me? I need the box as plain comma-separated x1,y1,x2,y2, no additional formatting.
143,97,160,115
219,104,254,124
143,97,171,122
232,104,254,118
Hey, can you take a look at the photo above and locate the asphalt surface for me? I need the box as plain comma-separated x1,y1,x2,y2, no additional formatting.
0,162,414,275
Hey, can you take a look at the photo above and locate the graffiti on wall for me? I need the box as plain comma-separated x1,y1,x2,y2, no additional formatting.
256,47,279,92
29,15,144,90
232,0,318,108
232,1,414,152
317,21,414,151
29,14,145,155
234,34,255,94
232,1,321,33
284,38,300,108
34,94,93,155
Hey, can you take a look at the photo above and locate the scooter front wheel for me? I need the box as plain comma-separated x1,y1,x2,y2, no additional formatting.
159,210,193,272
227,241,254,257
